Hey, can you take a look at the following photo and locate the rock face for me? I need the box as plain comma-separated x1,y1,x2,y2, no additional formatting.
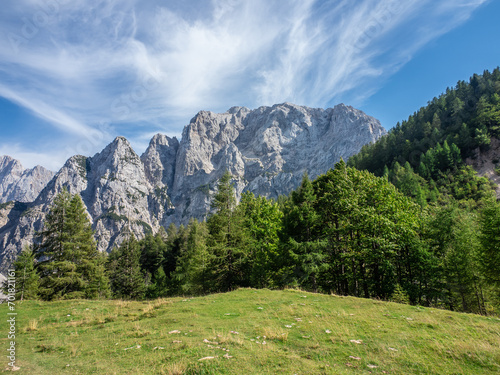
0,103,385,274
466,137,500,199
168,103,385,223
0,156,54,203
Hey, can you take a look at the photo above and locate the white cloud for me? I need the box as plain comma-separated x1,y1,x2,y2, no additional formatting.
0,84,93,137
0,0,489,169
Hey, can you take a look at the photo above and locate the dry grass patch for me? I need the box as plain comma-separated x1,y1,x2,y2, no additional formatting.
262,326,289,342
114,299,133,309
160,361,187,375
214,331,245,346
153,298,173,309
24,319,38,332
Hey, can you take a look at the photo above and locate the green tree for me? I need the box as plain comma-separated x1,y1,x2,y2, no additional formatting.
238,192,283,288
174,219,213,295
139,231,168,297
207,171,250,291
35,190,109,300
108,235,145,300
162,223,188,294
425,205,486,313
312,160,426,301
282,172,325,292
11,246,39,300
479,199,500,296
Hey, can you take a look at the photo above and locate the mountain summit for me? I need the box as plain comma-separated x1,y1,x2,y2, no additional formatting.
0,103,385,273
0,156,54,203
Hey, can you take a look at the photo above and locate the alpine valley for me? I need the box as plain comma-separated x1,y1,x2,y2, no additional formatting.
0,102,385,274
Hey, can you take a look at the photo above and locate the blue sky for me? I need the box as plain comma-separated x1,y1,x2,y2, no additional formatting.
0,0,498,170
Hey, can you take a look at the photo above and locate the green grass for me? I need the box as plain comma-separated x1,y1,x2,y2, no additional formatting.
1,288,500,374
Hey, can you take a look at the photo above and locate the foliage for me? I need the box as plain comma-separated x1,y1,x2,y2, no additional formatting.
34,189,110,300
424,205,487,314
107,235,145,300
206,170,251,291
479,199,500,298
10,246,39,300
238,191,283,288
173,219,213,295
16,69,500,316
349,68,500,203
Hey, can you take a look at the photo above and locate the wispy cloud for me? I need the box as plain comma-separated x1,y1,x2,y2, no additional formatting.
0,0,488,168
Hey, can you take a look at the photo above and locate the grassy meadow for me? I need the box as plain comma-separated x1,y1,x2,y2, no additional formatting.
1,288,499,374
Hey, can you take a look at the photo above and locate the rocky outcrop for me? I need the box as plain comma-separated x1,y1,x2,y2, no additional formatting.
0,103,385,273
466,137,500,199
167,103,385,223
0,156,54,203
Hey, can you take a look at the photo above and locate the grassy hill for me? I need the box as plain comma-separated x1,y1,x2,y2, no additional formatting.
1,289,499,374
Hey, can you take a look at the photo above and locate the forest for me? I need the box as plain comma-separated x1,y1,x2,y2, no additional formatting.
9,69,500,315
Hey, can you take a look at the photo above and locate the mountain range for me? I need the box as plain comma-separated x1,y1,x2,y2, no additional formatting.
0,102,385,274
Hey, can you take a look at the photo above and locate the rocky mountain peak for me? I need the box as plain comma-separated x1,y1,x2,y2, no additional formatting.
0,155,54,203
141,134,179,191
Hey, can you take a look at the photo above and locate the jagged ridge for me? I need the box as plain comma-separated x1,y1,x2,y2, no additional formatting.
0,103,386,274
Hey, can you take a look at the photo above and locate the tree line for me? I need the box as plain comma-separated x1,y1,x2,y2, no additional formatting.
9,163,500,315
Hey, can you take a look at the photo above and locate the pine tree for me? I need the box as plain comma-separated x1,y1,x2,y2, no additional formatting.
282,172,325,292
479,200,500,292
85,252,111,299
207,170,250,291
66,194,110,299
34,190,110,300
174,219,213,295
163,223,188,294
11,246,39,300
108,235,145,300
139,232,168,298
35,189,81,300
238,192,283,288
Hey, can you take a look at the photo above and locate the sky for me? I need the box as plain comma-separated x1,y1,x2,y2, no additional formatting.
0,0,499,170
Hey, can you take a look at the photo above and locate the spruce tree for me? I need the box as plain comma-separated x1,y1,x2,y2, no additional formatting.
174,219,213,295
479,200,500,294
139,231,168,298
35,189,110,300
207,170,250,291
108,235,145,300
35,188,77,300
11,246,39,300
282,172,325,292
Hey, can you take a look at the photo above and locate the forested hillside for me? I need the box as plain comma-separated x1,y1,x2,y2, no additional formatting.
349,68,500,204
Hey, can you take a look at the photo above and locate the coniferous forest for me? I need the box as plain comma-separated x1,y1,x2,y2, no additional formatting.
11,69,500,316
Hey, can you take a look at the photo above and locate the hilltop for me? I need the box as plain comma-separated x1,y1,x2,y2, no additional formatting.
1,289,499,374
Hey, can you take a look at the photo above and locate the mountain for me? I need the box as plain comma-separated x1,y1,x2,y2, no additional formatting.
0,103,385,273
0,156,54,203
164,102,384,223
